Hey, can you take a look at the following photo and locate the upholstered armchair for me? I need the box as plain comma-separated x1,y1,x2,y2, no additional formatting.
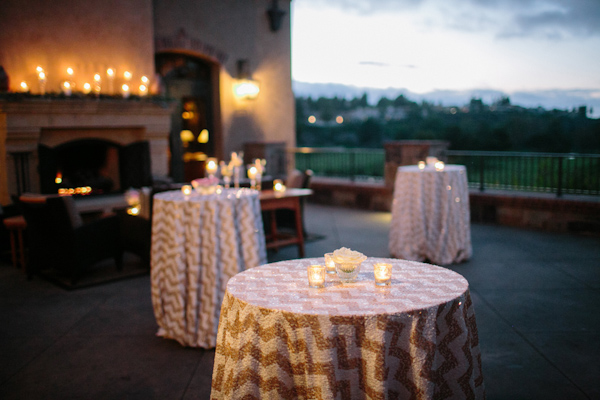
19,194,122,284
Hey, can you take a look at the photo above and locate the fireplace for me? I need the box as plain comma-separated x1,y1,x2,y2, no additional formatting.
0,99,174,205
38,138,152,196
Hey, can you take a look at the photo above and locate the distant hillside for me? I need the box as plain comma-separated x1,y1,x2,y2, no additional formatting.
292,81,599,119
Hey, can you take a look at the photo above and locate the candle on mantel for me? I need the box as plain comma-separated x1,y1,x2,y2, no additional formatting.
62,81,72,96
20,81,29,92
83,82,91,94
140,76,149,96
122,83,130,98
106,68,115,93
93,74,101,95
37,69,46,95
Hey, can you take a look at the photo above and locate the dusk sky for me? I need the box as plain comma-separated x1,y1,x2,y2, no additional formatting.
290,0,600,116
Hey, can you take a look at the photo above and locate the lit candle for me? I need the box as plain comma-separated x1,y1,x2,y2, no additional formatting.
247,166,257,180
373,263,392,286
66,68,75,91
127,206,140,216
206,158,218,177
122,83,130,98
106,68,115,93
307,265,326,288
62,81,72,96
181,185,192,196
123,71,132,81
247,165,257,189
418,161,426,170
324,253,336,274
93,74,101,95
435,161,445,171
83,82,92,94
37,70,46,95
273,179,285,192
140,76,149,95
20,81,29,92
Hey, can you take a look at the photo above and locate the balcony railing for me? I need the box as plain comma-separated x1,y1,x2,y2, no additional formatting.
291,147,385,182
288,148,600,197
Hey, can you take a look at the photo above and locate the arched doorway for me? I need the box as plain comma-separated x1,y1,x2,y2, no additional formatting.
156,53,220,182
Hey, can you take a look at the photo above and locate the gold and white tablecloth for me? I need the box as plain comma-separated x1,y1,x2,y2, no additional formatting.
211,257,485,399
150,188,267,348
389,165,472,265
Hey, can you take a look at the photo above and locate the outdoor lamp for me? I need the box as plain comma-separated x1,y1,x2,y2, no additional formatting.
233,59,260,100
267,0,286,32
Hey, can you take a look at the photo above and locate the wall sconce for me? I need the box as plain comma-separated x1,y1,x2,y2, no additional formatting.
233,59,260,100
267,0,286,32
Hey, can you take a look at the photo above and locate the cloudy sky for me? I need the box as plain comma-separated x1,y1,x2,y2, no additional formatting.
290,0,600,116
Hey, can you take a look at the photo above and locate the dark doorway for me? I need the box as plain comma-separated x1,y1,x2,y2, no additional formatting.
156,53,217,182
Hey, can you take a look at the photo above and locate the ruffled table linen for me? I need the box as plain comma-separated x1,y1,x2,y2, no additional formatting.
211,257,485,399
150,188,267,348
389,165,472,265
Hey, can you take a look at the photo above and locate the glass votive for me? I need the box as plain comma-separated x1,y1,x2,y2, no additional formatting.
273,179,285,192
324,253,336,274
307,265,326,288
418,161,426,170
435,161,445,171
373,263,392,286
181,185,192,196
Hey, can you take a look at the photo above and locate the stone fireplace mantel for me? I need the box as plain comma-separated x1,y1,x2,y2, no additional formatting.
1,98,175,205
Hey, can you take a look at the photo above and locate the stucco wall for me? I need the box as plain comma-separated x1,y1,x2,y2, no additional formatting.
153,0,296,158
0,0,155,96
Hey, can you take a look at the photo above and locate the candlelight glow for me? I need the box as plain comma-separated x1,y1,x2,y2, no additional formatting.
20,81,28,92
124,71,132,80
83,82,91,93
67,67,74,76
107,68,114,77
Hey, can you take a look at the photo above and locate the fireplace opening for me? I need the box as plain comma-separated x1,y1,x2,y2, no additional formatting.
55,139,120,195
38,139,152,196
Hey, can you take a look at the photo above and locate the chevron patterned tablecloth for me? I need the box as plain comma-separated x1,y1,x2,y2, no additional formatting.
389,165,472,265
211,257,485,399
150,189,267,348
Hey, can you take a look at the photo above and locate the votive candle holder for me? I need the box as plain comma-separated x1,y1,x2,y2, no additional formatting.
373,263,392,286
324,253,336,274
181,185,192,196
307,265,326,288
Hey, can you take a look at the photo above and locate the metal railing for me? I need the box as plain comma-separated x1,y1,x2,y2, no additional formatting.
446,151,600,196
288,147,600,196
290,147,385,182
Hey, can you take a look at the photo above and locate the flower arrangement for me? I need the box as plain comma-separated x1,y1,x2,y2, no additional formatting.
191,176,220,194
331,247,367,282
